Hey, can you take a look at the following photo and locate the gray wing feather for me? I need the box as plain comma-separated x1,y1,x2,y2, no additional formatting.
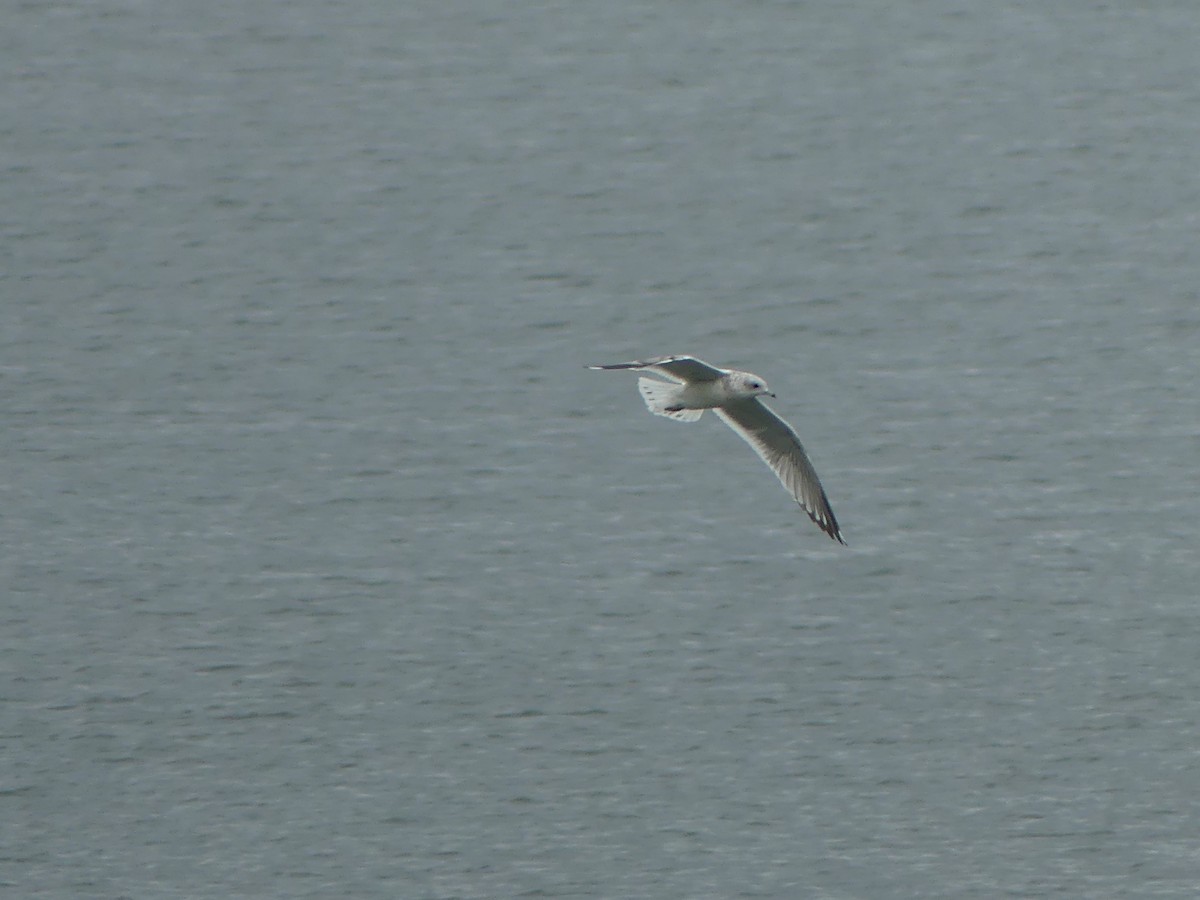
587,355,727,383
714,399,845,544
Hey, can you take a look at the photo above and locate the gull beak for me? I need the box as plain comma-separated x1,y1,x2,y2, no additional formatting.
765,391,776,398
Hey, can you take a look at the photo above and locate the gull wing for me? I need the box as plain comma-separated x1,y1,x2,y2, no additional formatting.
714,399,846,544
587,355,727,384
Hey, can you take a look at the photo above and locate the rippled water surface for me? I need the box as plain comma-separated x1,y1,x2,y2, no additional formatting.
5,2,1200,897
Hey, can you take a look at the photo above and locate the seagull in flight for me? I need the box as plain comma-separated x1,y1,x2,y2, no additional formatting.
588,355,846,544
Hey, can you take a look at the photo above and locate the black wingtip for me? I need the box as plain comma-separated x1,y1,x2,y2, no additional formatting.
822,522,847,545
804,505,846,545
587,361,640,370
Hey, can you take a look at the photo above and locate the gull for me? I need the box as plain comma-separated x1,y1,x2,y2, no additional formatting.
588,355,846,544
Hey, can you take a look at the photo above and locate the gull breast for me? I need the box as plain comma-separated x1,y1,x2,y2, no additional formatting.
681,379,733,409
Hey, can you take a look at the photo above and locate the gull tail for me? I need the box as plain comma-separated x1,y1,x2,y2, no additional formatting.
638,377,702,422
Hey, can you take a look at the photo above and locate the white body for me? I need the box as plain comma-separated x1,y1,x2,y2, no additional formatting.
589,355,845,544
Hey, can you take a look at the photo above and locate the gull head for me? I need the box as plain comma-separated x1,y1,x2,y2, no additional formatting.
729,371,775,399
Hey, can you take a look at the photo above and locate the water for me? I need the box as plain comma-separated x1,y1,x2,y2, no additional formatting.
4,1,1200,897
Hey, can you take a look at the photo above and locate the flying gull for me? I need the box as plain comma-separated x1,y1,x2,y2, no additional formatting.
588,355,846,543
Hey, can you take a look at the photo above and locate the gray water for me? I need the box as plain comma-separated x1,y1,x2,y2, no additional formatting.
4,1,1200,897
